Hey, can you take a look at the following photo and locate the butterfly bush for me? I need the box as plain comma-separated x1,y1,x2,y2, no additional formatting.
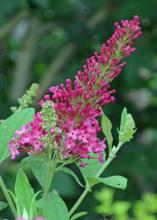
0,16,142,220
8,16,142,164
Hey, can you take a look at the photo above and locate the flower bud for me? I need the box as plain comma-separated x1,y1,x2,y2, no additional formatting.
18,83,39,109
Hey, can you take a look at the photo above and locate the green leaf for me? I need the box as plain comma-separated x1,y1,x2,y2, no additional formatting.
41,192,69,220
70,211,87,220
119,108,136,143
101,112,113,150
0,201,8,212
57,167,84,187
0,108,35,164
22,156,47,187
119,108,128,132
88,175,127,190
29,191,41,219
79,152,106,181
15,169,35,217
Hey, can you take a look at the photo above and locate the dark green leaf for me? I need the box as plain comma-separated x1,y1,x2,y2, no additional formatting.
89,175,127,190
0,108,35,164
15,169,35,217
41,192,69,220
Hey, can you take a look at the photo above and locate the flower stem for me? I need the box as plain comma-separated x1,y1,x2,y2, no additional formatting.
95,142,123,177
68,142,124,218
0,177,17,217
68,187,90,217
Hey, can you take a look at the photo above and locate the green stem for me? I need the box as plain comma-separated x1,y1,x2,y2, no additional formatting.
69,187,90,218
43,160,57,194
68,142,124,218
0,177,17,217
95,142,123,177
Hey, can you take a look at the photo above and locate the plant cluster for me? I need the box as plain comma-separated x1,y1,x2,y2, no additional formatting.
0,16,141,220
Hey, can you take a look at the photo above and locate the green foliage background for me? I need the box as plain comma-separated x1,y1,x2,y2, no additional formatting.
0,0,157,219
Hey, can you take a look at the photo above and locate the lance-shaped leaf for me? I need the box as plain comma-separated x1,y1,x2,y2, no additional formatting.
15,169,35,217
101,112,113,151
88,175,127,190
41,192,69,220
22,156,47,187
0,108,35,164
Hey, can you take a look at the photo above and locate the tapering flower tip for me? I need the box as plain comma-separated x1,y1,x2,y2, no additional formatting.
98,16,142,80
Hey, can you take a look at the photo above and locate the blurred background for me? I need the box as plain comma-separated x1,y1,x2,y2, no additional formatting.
0,0,157,219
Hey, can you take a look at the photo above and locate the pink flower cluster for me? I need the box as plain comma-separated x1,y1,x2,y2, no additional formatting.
8,16,142,163
8,113,44,159
62,116,106,162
